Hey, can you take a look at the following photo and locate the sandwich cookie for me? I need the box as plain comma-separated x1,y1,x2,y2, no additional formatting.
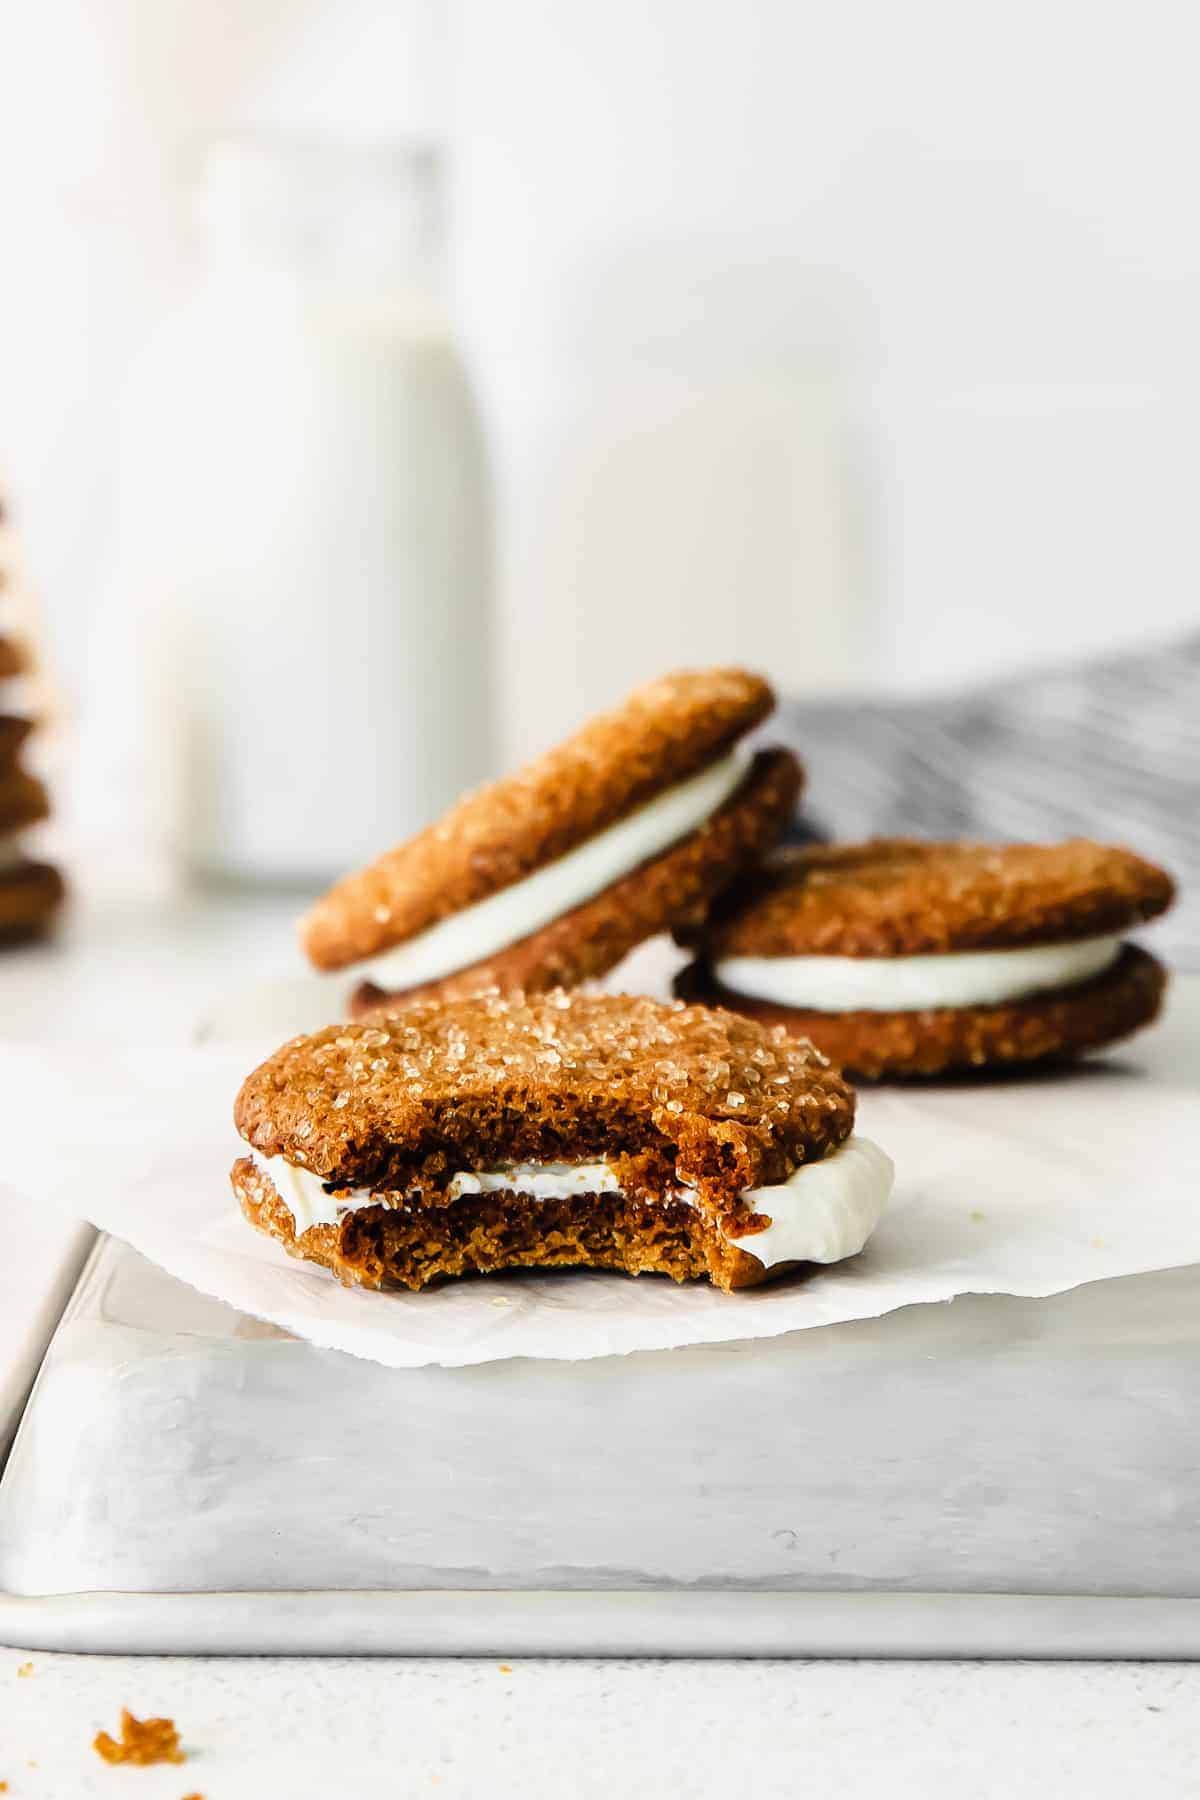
0,634,27,681
232,989,893,1293
0,706,61,944
676,839,1175,1078
300,668,801,1015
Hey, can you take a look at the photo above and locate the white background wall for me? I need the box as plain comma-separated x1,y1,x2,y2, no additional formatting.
3,0,1199,767
450,0,1200,752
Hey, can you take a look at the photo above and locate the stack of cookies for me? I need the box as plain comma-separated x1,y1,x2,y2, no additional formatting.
0,501,63,945
230,664,1174,1297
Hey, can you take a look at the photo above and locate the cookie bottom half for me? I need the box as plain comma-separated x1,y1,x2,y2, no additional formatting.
350,747,800,1017
0,859,65,945
676,942,1167,1080
232,1157,784,1294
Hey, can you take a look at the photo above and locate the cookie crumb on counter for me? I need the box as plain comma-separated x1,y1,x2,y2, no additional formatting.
93,1709,186,1766
16,1662,32,1678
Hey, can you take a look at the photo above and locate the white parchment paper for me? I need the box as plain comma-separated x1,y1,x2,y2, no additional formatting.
1,981,1197,1367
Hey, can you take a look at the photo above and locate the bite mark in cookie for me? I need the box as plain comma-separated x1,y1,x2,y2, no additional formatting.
232,990,891,1293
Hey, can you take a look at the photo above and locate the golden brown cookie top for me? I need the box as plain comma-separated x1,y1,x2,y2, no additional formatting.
0,635,28,681
0,766,49,834
301,667,775,971
234,989,854,1211
684,838,1176,958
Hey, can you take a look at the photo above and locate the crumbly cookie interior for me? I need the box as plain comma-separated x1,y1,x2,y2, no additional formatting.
234,1158,768,1293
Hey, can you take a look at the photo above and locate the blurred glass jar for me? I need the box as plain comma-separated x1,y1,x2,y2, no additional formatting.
104,134,493,888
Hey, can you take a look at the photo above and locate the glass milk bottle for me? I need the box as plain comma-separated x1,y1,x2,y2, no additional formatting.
115,135,494,886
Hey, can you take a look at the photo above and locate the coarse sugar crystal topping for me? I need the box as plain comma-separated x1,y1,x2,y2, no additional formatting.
234,988,855,1214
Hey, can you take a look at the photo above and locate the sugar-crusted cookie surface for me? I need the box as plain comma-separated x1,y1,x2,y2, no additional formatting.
302,667,775,971
234,989,854,1215
678,943,1167,1078
685,839,1175,959
351,747,800,1014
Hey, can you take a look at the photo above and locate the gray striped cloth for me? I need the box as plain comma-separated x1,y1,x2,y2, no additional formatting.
776,631,1200,969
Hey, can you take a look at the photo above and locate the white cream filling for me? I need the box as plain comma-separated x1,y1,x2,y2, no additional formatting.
361,747,751,993
447,1161,622,1202
715,933,1122,1013
256,1152,345,1233
248,1133,892,1274
727,1136,893,1268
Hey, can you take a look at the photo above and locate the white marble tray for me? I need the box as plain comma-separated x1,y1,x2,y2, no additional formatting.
4,1231,1200,1656
0,1194,93,1462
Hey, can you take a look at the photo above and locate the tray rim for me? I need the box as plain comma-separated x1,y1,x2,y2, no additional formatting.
0,1216,95,1465
4,1587,1200,1659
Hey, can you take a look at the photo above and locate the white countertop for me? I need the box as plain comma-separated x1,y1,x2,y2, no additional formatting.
3,891,1199,1796
1,1647,1198,1799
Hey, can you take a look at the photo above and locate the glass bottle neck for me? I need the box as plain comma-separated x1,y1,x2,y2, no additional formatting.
196,134,445,310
